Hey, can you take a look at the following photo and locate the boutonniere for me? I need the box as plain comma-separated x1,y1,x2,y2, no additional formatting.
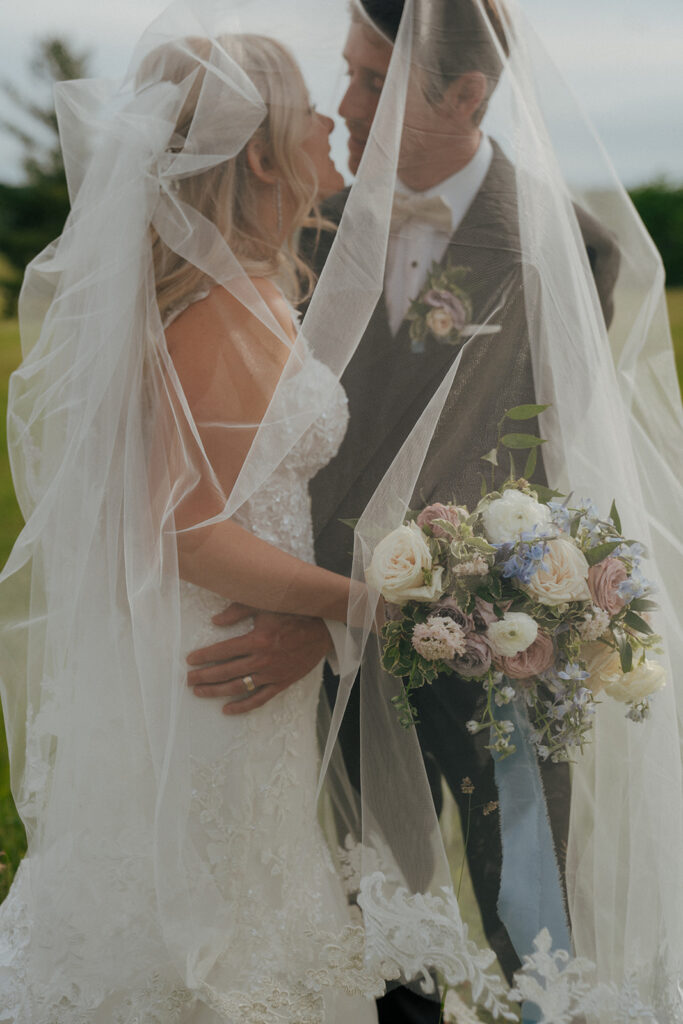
406,259,500,353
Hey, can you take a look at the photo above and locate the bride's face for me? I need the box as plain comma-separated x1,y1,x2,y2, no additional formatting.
299,106,345,199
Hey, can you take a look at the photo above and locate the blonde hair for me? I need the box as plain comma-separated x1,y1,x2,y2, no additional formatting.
140,35,320,320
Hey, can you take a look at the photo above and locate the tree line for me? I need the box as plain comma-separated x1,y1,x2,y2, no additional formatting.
1,37,682,316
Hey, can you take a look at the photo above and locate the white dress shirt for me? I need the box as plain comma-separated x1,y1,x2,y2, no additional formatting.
385,134,493,336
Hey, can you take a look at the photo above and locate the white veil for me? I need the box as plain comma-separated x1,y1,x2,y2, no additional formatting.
0,0,682,1021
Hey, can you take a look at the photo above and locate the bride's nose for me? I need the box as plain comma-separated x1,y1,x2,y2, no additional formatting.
319,112,335,134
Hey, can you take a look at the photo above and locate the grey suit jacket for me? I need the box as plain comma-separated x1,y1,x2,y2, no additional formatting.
310,141,620,572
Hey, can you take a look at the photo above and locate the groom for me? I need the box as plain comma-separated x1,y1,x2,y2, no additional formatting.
187,1,620,1019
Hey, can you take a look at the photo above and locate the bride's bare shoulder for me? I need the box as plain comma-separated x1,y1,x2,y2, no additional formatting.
165,278,296,359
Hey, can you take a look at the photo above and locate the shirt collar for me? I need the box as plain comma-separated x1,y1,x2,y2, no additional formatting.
396,134,494,234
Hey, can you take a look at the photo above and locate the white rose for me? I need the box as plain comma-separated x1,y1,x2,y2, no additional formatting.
487,612,538,657
581,642,622,695
366,522,444,604
426,307,454,338
482,489,552,544
524,538,591,606
603,660,667,703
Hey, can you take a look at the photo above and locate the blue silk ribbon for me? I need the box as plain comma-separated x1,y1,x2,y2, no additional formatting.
491,697,572,1023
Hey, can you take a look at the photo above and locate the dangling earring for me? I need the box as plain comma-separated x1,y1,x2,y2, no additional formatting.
275,180,282,235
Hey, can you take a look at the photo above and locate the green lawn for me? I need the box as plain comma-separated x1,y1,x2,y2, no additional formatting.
1,292,683,906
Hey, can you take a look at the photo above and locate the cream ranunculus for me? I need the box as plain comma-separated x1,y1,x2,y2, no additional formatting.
482,489,552,544
365,522,444,604
524,538,591,606
603,660,667,703
487,611,538,657
581,641,623,695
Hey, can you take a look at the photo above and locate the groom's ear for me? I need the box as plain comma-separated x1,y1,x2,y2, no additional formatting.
442,71,488,124
245,138,278,184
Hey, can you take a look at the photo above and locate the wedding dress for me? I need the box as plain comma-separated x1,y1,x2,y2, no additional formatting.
0,292,379,1024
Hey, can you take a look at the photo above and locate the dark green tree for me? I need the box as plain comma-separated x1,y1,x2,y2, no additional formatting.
628,179,683,287
0,37,91,313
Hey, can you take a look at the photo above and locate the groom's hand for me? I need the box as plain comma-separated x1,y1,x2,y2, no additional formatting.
186,604,333,714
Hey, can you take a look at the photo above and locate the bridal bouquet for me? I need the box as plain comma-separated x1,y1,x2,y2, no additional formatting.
366,405,665,762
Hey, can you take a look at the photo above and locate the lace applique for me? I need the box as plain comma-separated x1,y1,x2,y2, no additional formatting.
357,871,516,1021
508,929,671,1024
111,975,197,1024
195,977,325,1024
340,843,682,1024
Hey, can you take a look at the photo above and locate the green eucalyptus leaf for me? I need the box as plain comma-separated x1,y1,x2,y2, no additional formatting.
584,540,623,566
609,499,622,534
524,446,538,479
618,636,633,674
623,610,654,636
505,403,551,421
629,598,658,612
500,433,547,450
531,484,565,503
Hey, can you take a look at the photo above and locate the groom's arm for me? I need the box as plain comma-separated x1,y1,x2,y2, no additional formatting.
186,605,336,713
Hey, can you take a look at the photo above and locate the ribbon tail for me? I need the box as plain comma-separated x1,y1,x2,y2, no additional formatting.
492,697,572,1022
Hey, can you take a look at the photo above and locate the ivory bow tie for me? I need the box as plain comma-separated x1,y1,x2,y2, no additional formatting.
390,192,452,232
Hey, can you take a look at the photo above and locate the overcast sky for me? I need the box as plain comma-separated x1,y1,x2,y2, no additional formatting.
2,0,682,189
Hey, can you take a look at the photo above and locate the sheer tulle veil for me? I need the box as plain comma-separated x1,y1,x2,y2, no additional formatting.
0,0,682,1020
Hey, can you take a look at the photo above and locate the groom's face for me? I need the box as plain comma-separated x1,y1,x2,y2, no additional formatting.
338,22,392,174
338,20,472,178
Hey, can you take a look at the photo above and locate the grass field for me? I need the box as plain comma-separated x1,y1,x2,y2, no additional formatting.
1,291,683,911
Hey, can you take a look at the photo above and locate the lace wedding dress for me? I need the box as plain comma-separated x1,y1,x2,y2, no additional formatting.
0,290,378,1024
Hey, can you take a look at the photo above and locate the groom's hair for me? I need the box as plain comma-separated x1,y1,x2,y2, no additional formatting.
353,0,509,121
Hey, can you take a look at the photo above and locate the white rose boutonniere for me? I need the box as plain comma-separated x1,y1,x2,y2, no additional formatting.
366,522,444,603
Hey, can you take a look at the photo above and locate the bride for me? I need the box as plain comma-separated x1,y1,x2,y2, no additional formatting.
2,1,683,1022
0,17,382,1024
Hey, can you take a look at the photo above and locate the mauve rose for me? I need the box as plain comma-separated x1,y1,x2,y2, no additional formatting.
416,503,460,539
473,597,499,629
424,289,468,331
432,596,474,634
448,634,492,678
588,557,628,616
498,630,555,679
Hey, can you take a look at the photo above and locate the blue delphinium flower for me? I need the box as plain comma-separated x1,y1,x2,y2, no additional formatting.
617,564,653,603
574,497,604,547
548,499,572,533
496,528,550,585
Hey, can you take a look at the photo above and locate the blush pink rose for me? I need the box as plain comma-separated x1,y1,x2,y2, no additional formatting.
416,502,460,539
588,557,628,616
497,630,555,680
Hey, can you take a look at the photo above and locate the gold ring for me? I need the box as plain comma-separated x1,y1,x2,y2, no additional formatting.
241,675,256,692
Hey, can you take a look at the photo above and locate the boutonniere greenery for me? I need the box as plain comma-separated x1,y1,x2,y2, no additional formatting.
406,260,473,352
